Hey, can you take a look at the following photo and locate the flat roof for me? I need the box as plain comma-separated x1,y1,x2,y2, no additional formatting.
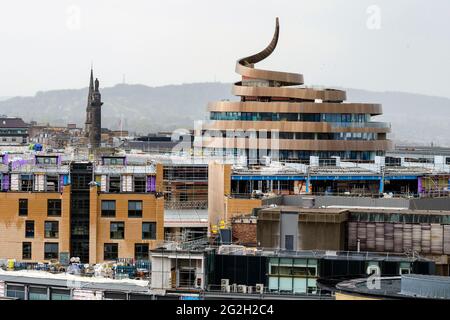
336,275,450,300
260,206,348,214
164,209,208,228
0,270,149,293
259,205,450,216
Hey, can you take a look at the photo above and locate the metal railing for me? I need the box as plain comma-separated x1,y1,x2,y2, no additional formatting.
204,284,332,299
164,200,208,210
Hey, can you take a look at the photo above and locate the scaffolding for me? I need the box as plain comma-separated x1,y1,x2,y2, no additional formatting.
163,165,208,210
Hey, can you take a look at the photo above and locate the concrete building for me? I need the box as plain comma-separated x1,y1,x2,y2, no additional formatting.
229,202,450,275
150,248,206,291
256,207,348,251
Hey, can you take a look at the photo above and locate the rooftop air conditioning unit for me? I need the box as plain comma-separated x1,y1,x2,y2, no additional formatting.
237,285,247,294
255,284,264,294
247,286,253,294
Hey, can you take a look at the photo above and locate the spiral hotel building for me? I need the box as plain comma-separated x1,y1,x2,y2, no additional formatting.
195,18,392,162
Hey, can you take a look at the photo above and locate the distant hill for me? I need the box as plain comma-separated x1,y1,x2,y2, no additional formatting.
346,89,450,146
0,83,449,146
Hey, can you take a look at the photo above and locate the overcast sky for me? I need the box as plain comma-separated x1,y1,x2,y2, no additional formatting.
0,0,449,98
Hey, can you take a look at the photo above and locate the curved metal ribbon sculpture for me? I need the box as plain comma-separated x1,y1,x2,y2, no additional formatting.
234,17,346,102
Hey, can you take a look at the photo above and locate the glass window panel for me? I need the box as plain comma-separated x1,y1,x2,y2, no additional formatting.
29,287,48,300
6,285,25,300
279,277,293,292
294,259,307,267
279,258,293,266
293,278,307,294
307,259,318,267
307,279,318,294
268,277,279,291
51,289,71,300
292,266,308,276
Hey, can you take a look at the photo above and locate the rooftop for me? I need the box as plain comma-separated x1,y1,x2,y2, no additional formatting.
0,117,29,129
0,269,149,293
336,274,450,300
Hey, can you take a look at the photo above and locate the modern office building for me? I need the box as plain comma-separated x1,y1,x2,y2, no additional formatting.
195,18,392,163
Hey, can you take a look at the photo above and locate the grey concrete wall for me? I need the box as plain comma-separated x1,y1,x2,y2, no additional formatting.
282,195,410,209
262,196,284,206
298,222,345,251
280,212,298,250
409,198,450,210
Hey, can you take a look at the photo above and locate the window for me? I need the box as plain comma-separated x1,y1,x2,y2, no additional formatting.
104,291,127,300
22,242,32,260
101,200,116,217
19,199,28,216
25,221,34,238
51,289,71,300
109,176,121,193
110,222,125,239
134,176,146,193
29,287,48,300
44,221,59,238
285,235,294,251
6,285,25,300
128,200,143,218
142,222,156,240
46,175,59,192
20,174,33,191
44,243,59,260
135,244,149,260
47,199,61,216
104,243,118,260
